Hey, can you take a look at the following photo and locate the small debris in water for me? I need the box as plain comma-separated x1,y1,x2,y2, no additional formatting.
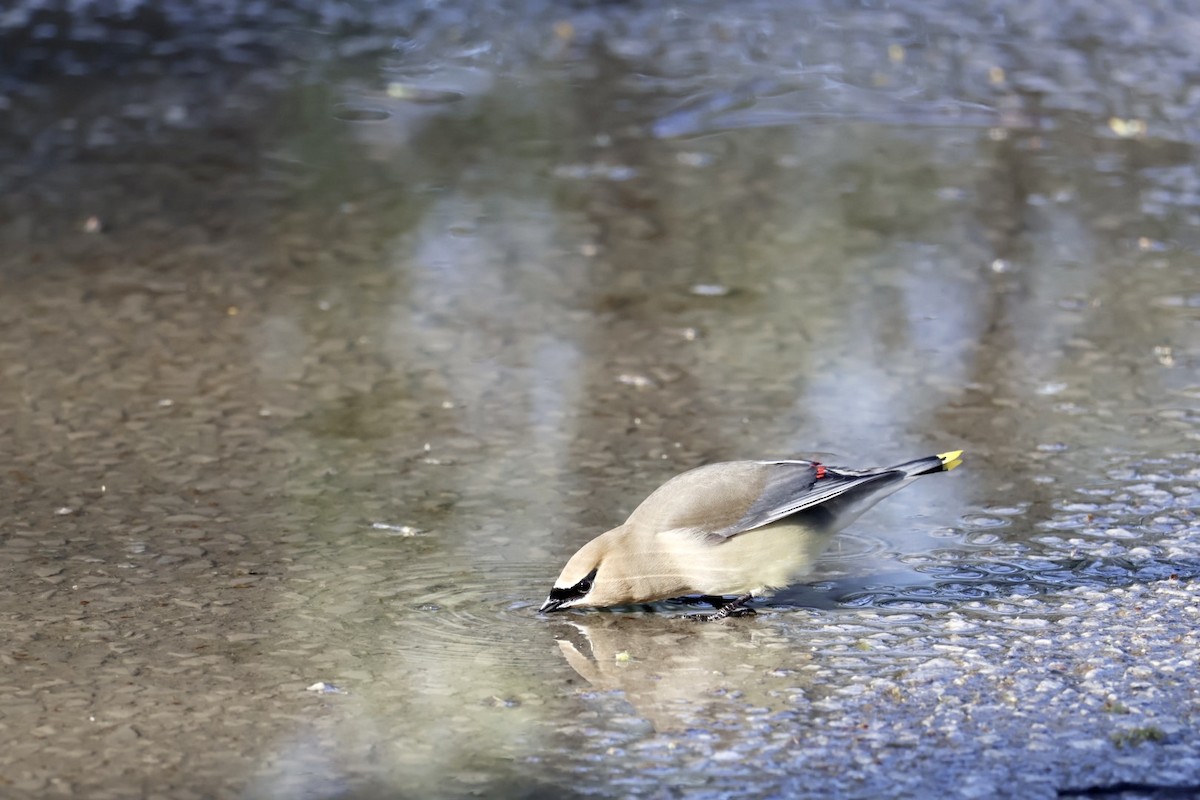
690,283,731,297
617,373,656,389
553,21,574,42
306,682,347,695
1102,699,1131,714
1109,726,1166,747
371,523,424,536
553,163,639,181
675,151,714,168
83,216,103,233
615,651,633,663
1108,117,1147,138
384,84,465,104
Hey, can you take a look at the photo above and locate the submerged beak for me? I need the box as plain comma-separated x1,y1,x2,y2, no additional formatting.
539,595,567,613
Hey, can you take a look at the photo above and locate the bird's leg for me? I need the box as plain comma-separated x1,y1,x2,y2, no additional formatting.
690,593,756,622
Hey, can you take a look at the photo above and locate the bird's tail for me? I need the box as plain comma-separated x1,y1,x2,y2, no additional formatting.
892,449,965,477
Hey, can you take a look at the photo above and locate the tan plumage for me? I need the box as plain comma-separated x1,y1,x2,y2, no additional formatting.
540,450,964,618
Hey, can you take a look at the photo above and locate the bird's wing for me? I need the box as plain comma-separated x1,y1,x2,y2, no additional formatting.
708,461,903,540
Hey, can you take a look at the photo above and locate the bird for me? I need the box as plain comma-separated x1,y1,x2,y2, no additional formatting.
540,450,964,620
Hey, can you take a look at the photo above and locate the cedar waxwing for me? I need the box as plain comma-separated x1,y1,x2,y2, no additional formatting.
540,450,964,620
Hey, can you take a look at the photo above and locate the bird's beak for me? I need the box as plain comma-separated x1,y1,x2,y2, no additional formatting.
540,595,566,613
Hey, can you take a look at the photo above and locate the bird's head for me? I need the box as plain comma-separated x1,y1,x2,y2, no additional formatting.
539,531,630,612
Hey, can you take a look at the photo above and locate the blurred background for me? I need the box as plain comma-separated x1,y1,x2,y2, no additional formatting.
1,1,1197,798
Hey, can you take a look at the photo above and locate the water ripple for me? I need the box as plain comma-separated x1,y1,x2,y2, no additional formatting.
377,559,553,667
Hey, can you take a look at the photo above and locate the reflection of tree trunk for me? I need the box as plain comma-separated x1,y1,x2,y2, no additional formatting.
551,42,796,535
978,135,1032,265
937,132,1036,469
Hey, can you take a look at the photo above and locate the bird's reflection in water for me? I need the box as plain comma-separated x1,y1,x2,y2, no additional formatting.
548,612,820,732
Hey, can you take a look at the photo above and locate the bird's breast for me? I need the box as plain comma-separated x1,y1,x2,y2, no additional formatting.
668,520,835,597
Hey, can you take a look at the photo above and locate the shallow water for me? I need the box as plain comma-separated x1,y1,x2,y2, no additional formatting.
2,1,1199,798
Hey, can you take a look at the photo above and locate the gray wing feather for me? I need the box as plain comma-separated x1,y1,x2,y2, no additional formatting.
712,462,901,539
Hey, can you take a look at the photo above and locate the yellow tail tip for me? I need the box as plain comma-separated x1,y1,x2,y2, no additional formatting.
937,449,965,471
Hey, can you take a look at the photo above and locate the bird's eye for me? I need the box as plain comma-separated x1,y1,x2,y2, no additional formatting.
574,568,598,595
547,568,599,606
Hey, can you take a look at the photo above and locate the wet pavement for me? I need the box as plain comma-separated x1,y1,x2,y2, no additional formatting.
1,1,1199,798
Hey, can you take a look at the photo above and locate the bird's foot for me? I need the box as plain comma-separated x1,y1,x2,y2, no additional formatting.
687,607,756,622
687,593,756,622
